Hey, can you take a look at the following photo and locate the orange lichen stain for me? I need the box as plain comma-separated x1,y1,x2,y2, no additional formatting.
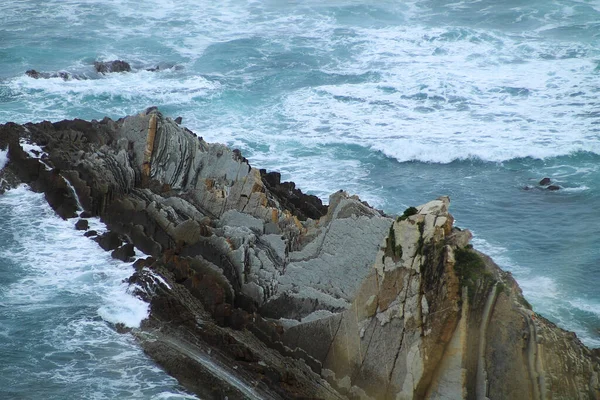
251,181,263,193
293,216,303,231
253,193,267,207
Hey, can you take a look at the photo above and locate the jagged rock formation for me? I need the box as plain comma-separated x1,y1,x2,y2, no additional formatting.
0,109,598,399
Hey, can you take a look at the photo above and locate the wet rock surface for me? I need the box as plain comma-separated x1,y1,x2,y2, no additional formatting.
24,60,176,81
93,60,131,73
75,219,89,230
0,109,598,399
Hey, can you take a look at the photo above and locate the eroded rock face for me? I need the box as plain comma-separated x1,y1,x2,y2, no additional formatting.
283,198,600,400
1,110,598,400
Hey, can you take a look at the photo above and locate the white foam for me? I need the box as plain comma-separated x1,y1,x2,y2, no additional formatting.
0,186,148,328
0,185,199,396
471,235,530,274
518,276,560,300
18,139,52,170
246,144,385,207
153,393,199,399
562,185,590,192
568,298,600,318
0,148,8,170
4,1,599,167
97,284,149,329
8,71,219,123
471,235,559,302
19,139,45,159
277,54,600,163
149,272,172,290
231,19,595,163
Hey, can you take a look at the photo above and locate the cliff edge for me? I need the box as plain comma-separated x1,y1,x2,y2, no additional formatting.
0,109,598,399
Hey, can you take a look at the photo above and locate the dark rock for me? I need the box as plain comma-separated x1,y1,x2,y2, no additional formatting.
25,69,70,80
95,231,123,251
43,170,79,219
547,185,560,191
174,116,182,124
25,69,40,79
540,177,551,185
94,60,131,74
229,308,250,330
114,323,132,334
145,106,159,114
260,169,328,221
79,211,92,218
133,256,156,270
0,167,20,194
232,149,247,163
111,243,135,261
129,224,162,257
84,230,98,237
75,219,89,230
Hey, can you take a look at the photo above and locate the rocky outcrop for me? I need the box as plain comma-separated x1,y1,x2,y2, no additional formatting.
25,60,132,81
24,60,177,81
93,60,131,73
282,198,600,399
0,109,598,399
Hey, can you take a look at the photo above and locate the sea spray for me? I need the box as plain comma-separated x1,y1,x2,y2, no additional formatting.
0,186,195,398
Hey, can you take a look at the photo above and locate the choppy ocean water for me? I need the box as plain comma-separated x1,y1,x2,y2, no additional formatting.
1,0,599,397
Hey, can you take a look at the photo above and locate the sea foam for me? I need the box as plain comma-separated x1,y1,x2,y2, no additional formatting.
0,186,148,328
0,185,194,398
0,149,8,171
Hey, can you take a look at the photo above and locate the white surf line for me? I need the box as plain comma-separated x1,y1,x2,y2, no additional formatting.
63,177,83,212
0,147,8,170
18,138,53,171
18,134,84,213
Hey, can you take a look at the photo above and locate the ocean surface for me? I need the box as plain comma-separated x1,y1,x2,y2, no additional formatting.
1,0,599,397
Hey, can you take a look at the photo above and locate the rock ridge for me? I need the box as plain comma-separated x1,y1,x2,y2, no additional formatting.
0,109,598,399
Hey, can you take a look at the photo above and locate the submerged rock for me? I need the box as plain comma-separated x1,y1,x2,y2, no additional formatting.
24,60,172,81
111,243,135,262
95,232,123,251
1,109,598,399
75,219,89,230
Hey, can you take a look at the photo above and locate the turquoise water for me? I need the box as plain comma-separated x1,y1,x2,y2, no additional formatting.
0,187,195,399
1,0,599,397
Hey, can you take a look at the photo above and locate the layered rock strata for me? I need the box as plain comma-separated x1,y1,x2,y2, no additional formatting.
0,109,598,399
